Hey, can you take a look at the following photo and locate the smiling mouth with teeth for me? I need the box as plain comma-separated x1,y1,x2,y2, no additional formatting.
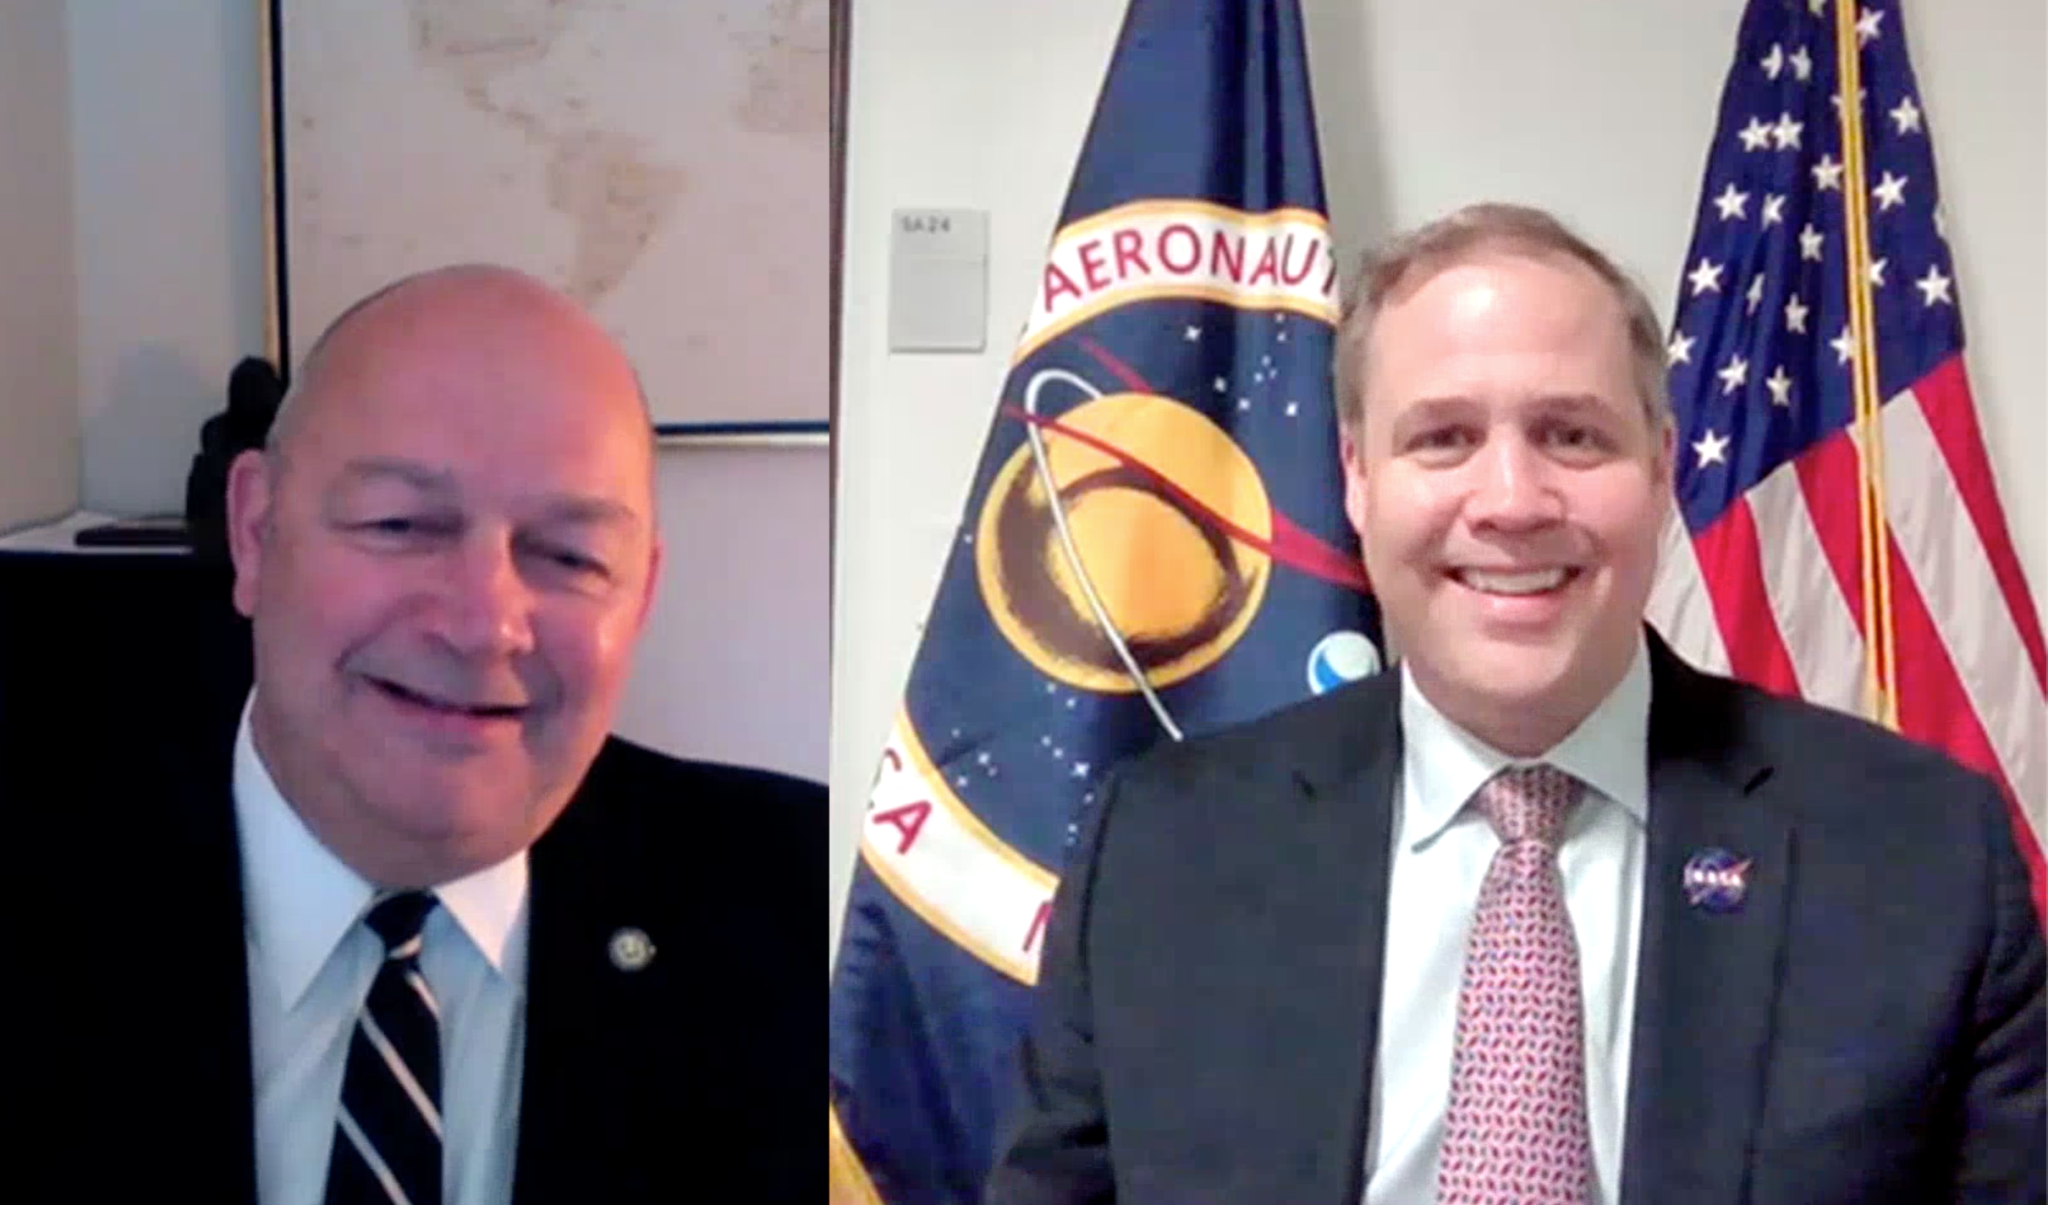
368,676,528,719
1454,567,1580,596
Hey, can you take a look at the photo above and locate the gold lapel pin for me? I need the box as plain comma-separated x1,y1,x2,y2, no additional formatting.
608,926,656,972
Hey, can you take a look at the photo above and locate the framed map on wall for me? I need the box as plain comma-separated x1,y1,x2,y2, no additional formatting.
266,0,829,436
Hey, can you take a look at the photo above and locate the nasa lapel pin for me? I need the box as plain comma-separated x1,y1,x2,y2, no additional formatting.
1682,848,1752,914
608,926,656,972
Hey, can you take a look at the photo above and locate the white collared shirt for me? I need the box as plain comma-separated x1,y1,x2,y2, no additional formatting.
234,693,530,1205
1363,635,1650,1204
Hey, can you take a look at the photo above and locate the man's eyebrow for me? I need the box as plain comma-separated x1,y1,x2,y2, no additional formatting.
334,457,456,492
330,457,644,528
1387,395,1479,427
1391,393,1616,423
538,496,642,528
1528,392,1613,413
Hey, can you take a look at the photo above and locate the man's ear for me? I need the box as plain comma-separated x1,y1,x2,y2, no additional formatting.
1651,417,1679,500
634,533,665,633
225,448,276,619
1340,426,1370,541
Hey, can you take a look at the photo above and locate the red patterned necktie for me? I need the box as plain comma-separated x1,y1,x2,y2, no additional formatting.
1436,764,1593,1205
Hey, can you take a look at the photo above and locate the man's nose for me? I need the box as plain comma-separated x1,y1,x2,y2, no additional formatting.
1466,435,1564,531
427,535,538,658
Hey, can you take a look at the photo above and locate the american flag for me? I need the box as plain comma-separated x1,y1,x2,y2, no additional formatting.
1648,0,2046,915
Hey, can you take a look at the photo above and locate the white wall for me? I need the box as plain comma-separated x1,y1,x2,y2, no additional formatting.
0,2,82,531
613,446,831,785
830,0,2048,944
67,0,271,516
7,0,830,785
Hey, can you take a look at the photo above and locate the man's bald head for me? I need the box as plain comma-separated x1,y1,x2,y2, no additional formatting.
268,263,653,468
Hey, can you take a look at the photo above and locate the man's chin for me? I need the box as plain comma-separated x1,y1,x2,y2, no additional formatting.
1422,644,1584,719
373,808,537,881
355,770,531,836
1453,628,1575,677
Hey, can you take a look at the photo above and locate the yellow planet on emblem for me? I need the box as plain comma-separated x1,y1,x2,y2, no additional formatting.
976,387,1274,693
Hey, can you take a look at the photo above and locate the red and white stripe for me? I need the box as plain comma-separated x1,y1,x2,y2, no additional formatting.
1649,355,2048,916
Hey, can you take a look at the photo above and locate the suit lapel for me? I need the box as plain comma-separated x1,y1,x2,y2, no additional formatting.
187,787,262,1202
511,761,660,1204
512,813,605,1202
1270,673,1403,1205
124,724,260,1201
1619,635,1790,1204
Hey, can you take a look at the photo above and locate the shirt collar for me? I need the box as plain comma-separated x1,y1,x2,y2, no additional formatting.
1398,630,1651,850
231,691,530,1009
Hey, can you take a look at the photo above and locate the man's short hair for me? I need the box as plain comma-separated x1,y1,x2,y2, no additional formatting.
1331,202,1673,435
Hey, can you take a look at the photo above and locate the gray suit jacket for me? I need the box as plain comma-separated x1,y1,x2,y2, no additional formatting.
985,629,2045,1204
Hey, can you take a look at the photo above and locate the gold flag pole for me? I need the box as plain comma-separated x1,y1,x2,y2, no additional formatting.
1833,0,1899,729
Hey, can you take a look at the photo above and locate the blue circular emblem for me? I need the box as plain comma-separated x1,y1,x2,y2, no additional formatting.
1681,847,1752,914
1306,629,1381,694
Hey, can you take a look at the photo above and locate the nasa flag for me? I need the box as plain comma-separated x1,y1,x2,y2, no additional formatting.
828,1,1385,1199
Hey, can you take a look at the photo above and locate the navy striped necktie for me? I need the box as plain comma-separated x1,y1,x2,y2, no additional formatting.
324,890,442,1205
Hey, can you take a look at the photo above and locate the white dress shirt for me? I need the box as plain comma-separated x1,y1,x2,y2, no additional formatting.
233,693,531,1205
1363,635,1650,1205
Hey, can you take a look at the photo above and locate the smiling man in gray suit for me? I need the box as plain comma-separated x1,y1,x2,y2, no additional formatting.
984,203,2045,1204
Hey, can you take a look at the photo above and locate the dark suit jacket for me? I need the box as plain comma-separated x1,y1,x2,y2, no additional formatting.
985,629,2046,1204
15,685,823,1202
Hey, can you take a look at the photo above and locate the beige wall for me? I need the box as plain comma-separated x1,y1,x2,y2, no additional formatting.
0,2,81,530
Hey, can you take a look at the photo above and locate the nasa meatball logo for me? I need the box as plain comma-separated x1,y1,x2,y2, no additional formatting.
972,200,1371,698
976,380,1274,693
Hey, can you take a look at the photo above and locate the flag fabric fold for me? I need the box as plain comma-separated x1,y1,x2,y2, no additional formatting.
827,1,1384,1199
1647,0,2046,915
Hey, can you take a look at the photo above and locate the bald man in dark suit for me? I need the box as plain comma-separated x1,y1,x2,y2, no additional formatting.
14,265,821,1203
